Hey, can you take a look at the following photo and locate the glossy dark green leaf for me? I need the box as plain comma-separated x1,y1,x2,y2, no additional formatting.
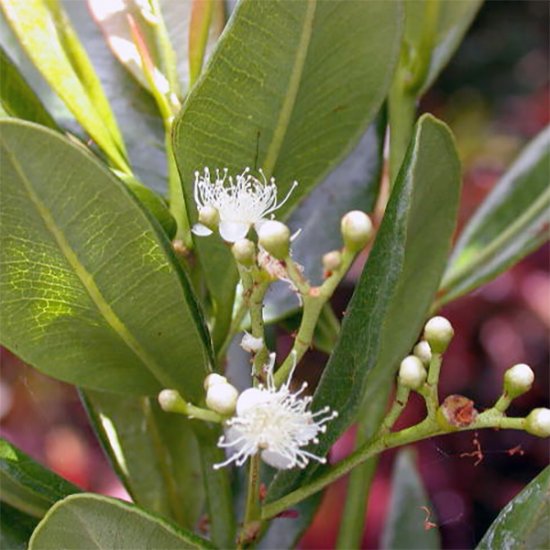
0,46,57,129
173,0,403,339
0,119,212,398
404,0,483,95
265,114,386,323
82,390,204,530
28,493,216,549
268,114,461,500
1,502,39,550
477,466,550,550
1,0,129,172
381,449,440,550
439,127,550,306
0,438,80,519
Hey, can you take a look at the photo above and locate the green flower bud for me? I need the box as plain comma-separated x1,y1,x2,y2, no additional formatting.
504,363,534,398
423,316,454,353
525,408,550,438
340,210,373,252
322,250,342,273
258,220,291,260
232,239,256,266
398,355,427,390
413,340,432,366
198,205,220,230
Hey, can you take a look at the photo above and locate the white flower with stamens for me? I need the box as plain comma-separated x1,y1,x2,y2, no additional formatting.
192,167,297,243
214,354,338,470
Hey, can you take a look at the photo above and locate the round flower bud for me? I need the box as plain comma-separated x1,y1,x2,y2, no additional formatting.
504,363,535,398
258,220,291,260
206,382,239,415
525,408,550,438
204,373,227,390
198,205,220,230
423,316,454,353
413,340,432,366
322,250,342,273
158,389,183,412
398,355,427,390
232,239,256,266
340,211,373,252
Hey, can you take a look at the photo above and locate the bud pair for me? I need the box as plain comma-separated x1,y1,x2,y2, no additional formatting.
204,373,239,415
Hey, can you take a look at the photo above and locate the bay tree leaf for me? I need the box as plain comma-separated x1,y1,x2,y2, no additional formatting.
439,126,550,306
0,438,80,519
0,46,57,129
28,493,216,550
403,0,483,95
0,502,39,550
381,449,440,550
81,390,204,530
1,0,129,172
267,114,461,501
0,119,212,398
173,0,403,342
477,466,550,550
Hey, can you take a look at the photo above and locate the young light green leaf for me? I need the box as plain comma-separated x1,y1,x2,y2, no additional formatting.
0,46,57,129
439,127,550,306
0,120,212,398
268,114,461,502
477,466,550,550
173,0,403,342
28,493,216,550
1,0,129,172
0,438,80,519
381,449,440,550
1,502,39,550
81,391,204,530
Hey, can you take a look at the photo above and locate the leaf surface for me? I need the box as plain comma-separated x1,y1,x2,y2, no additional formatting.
440,127,550,305
0,438,80,519
28,493,216,549
268,114,461,500
173,0,403,339
0,502,39,550
0,119,212,398
82,391,204,530
477,466,550,550
381,449,440,550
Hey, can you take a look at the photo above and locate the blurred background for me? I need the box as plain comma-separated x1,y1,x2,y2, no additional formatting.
1,1,548,548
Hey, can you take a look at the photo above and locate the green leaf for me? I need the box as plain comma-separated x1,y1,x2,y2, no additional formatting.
381,449,440,550
0,437,80,519
404,0,483,95
1,502,39,550
173,0,403,340
1,0,129,172
0,119,212,398
265,113,386,323
477,466,550,550
81,390,204,530
0,46,57,129
268,114,461,501
28,493,216,549
439,127,550,306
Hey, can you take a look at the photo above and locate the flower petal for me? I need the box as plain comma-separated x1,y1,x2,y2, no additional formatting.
192,223,213,237
219,221,250,242
261,449,293,469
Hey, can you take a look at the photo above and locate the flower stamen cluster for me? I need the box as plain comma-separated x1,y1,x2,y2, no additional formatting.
214,353,337,470
193,167,297,242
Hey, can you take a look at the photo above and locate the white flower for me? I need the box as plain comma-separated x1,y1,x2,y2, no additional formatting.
192,167,297,243
214,353,338,470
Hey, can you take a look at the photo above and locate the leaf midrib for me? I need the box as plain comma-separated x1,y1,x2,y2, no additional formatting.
261,0,317,178
1,137,173,390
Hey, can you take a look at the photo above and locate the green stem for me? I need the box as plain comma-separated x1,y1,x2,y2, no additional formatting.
216,299,248,365
262,412,528,519
494,393,513,414
238,455,261,547
159,390,224,423
274,249,355,386
377,385,411,436
335,385,393,549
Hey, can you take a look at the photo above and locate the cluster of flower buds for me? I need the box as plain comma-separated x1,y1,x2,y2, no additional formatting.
204,373,239,415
